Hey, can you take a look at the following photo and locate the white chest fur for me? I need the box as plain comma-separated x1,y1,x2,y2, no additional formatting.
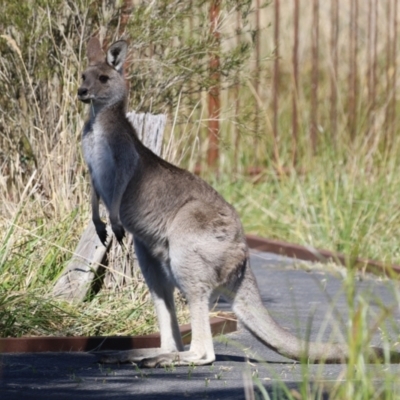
82,122,116,209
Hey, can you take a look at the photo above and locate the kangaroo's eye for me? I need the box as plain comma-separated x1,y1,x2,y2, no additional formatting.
81,74,86,81
99,75,109,83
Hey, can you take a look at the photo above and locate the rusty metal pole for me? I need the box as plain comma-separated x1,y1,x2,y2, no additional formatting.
254,0,261,165
292,0,299,166
384,0,392,144
119,0,133,36
385,0,397,144
233,9,241,173
367,0,373,138
330,0,339,144
372,0,378,133
348,0,358,141
310,0,319,154
272,0,281,171
392,0,398,143
207,0,221,170
366,0,379,139
118,0,133,88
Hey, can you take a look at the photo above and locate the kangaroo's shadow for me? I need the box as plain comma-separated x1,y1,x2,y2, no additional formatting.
215,354,295,365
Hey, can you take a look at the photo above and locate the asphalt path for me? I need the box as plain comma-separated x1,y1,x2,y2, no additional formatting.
1,251,400,399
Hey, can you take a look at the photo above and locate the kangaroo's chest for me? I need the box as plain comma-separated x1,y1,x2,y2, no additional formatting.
82,122,116,208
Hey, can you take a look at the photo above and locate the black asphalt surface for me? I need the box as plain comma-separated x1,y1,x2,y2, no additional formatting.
1,251,400,399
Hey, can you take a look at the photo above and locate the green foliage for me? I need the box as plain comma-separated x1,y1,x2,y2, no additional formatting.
0,0,253,196
123,0,252,112
214,148,400,266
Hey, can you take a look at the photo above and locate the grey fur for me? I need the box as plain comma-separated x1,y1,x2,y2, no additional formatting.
78,38,397,367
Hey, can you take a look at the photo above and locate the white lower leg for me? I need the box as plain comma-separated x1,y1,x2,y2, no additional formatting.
153,295,184,352
188,299,215,362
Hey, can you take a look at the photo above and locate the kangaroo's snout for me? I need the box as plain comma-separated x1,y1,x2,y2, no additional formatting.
78,87,88,97
77,87,90,103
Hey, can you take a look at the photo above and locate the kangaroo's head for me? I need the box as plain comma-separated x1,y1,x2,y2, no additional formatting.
78,38,128,109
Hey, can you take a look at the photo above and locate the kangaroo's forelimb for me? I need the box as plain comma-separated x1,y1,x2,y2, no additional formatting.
91,183,108,246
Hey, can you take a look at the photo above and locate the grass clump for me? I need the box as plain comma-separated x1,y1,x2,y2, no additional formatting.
0,287,188,338
213,147,400,267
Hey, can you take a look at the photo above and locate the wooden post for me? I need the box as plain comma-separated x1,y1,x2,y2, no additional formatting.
207,0,221,170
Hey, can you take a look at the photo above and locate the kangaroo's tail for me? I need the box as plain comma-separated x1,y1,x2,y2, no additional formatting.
230,258,396,363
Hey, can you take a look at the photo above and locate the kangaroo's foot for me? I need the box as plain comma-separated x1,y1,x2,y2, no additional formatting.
99,349,215,367
98,348,161,364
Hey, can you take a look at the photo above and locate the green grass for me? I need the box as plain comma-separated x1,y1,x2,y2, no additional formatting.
0,201,189,338
213,152,400,267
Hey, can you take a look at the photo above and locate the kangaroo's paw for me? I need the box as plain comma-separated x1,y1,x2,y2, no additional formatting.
111,223,125,244
94,220,108,246
138,351,215,368
98,348,164,364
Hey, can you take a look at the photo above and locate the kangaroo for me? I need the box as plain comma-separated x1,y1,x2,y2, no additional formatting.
78,37,397,367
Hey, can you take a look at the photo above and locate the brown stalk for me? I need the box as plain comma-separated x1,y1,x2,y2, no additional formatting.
292,0,299,166
207,0,221,170
310,0,319,154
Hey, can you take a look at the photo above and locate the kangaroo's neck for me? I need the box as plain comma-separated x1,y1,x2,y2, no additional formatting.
83,99,128,138
88,98,127,123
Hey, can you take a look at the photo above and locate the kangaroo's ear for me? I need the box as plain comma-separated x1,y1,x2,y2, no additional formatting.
107,40,128,73
87,37,105,65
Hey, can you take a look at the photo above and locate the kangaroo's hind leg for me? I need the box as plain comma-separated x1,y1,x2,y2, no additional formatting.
138,235,216,368
139,288,216,367
101,236,216,367
100,238,184,364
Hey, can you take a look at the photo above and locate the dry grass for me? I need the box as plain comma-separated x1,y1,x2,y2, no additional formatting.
1,3,400,397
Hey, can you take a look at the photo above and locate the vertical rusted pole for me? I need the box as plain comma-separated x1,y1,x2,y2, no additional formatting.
330,0,339,144
392,0,398,144
119,0,133,87
367,0,373,131
354,0,359,135
272,0,281,170
348,0,358,141
189,0,194,35
367,0,372,102
310,0,319,154
119,0,133,36
385,0,392,145
385,0,397,145
233,9,241,173
292,0,299,166
207,0,221,169
254,0,261,165
369,0,379,137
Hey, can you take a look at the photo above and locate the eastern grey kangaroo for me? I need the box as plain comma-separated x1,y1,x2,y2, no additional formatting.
78,37,396,367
